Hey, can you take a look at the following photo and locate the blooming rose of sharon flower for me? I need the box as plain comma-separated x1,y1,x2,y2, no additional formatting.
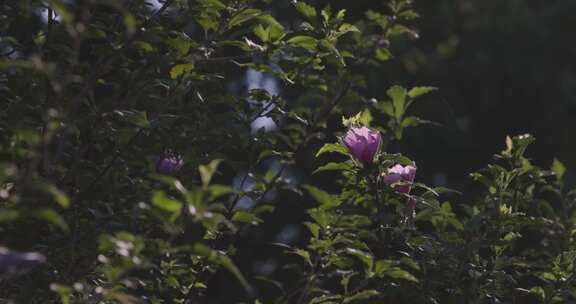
156,152,184,175
382,164,417,224
343,126,382,166
382,164,417,194
0,247,46,274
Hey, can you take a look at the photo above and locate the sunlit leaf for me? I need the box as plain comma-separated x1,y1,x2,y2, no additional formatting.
229,9,262,28
408,86,437,99
199,159,222,188
35,208,68,232
302,184,341,209
313,162,352,174
315,143,349,157
387,85,407,120
170,63,194,79
152,191,183,212
295,2,317,19
287,35,317,52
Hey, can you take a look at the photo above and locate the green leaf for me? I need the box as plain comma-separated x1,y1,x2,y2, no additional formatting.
253,205,275,215
35,208,68,231
0,209,20,222
386,268,419,282
313,162,352,174
199,159,222,188
232,211,263,225
432,186,462,195
129,111,150,128
343,290,380,303
302,185,341,209
316,143,349,157
47,0,73,24
304,222,320,238
254,24,270,43
337,23,360,36
375,260,419,282
257,15,284,31
374,260,392,274
44,184,70,208
170,63,194,79
229,8,262,28
115,110,150,128
366,10,389,28
196,12,220,33
341,274,351,292
399,10,420,20
308,208,330,228
320,39,344,66
360,108,373,125
263,169,277,183
295,2,317,19
446,216,464,231
123,14,137,34
344,248,373,272
321,6,332,23
401,116,439,128
209,184,234,199
530,286,546,300
342,112,363,127
134,41,155,53
50,283,72,304
408,86,437,99
198,0,226,9
236,62,294,84
375,48,392,61
387,85,407,120
541,272,557,282
334,9,346,22
256,150,273,162
294,249,313,267
503,134,535,160
310,295,343,304
193,244,251,292
152,191,183,212
375,101,394,116
401,116,420,128
167,33,193,56
552,158,566,179
287,35,317,52
267,25,285,42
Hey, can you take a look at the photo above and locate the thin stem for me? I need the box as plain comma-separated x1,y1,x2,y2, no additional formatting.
82,127,146,197
227,171,250,217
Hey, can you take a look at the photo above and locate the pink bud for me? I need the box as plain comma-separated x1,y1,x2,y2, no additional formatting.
343,127,381,166
382,164,417,194
156,152,184,175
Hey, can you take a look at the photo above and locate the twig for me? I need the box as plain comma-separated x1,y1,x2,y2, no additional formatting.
227,171,251,217
82,127,146,196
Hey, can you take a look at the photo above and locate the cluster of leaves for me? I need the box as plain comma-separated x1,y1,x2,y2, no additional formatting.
312,130,576,303
1,0,575,303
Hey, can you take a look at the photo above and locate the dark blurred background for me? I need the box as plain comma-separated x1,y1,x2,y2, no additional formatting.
339,0,576,191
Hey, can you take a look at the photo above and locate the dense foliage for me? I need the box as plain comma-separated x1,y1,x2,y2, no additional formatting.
1,0,575,303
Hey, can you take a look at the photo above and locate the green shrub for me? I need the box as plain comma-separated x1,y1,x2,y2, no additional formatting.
0,1,573,303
